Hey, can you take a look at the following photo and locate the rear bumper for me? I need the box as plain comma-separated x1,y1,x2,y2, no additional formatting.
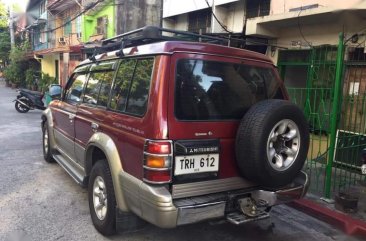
251,170,309,206
119,171,309,228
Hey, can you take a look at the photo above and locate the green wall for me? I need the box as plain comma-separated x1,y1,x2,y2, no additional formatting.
82,3,115,42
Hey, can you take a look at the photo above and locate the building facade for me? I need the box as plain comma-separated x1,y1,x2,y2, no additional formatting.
246,0,366,63
24,0,161,86
162,0,269,52
115,0,162,34
163,0,246,34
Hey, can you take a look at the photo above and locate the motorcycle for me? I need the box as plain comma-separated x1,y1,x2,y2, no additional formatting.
14,88,46,113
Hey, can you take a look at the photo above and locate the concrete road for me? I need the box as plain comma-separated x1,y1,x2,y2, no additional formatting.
0,79,361,241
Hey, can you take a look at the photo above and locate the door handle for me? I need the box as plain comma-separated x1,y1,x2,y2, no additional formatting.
91,123,99,132
69,114,75,122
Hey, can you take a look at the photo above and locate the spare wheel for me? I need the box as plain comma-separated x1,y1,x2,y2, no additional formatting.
235,99,309,188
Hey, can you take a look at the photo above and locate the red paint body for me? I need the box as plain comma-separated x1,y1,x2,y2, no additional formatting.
49,41,288,181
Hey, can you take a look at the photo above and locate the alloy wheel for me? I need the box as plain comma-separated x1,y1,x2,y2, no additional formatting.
266,119,301,171
93,176,108,220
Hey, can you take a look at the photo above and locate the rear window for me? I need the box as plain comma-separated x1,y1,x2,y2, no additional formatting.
175,59,280,120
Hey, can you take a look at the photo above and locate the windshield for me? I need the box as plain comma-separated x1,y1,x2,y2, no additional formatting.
175,59,280,120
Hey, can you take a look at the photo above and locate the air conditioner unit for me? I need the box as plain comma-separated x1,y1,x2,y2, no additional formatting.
58,37,66,45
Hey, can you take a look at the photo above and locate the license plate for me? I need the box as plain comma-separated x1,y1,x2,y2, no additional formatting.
174,154,219,176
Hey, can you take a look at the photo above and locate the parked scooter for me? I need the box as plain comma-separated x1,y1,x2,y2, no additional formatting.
14,88,46,113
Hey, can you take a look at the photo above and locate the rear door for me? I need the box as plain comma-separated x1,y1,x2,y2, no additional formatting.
74,61,117,166
168,53,281,181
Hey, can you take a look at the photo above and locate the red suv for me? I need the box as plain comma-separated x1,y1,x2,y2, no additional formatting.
42,26,310,235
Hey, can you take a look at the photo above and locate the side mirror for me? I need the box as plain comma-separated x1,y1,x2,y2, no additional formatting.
49,84,62,100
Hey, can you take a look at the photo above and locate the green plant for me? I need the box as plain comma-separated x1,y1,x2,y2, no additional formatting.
25,68,36,87
3,62,24,85
39,73,57,92
3,43,29,87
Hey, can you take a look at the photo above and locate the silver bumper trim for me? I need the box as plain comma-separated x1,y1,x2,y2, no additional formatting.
251,171,310,206
119,171,309,228
177,201,226,226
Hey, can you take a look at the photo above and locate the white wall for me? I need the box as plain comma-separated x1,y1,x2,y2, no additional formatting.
270,0,365,15
163,0,245,33
266,12,365,63
211,1,245,33
226,1,245,32
163,0,240,18
163,14,189,31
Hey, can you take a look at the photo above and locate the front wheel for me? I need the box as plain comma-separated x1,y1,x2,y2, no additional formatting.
42,123,54,163
15,99,30,113
88,160,116,236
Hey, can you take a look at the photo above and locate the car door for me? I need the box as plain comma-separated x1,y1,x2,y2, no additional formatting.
52,68,88,161
74,61,117,166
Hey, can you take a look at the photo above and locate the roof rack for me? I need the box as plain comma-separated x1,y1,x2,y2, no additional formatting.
85,26,249,61
100,25,234,51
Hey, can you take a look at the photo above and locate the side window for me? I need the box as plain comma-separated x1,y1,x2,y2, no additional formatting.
98,71,115,106
125,59,154,116
83,71,114,106
110,59,137,111
65,73,88,103
83,74,100,105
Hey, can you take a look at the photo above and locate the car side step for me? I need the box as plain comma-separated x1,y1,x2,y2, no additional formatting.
226,211,270,225
53,154,87,186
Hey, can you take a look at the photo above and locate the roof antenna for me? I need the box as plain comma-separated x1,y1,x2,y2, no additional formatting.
116,38,125,57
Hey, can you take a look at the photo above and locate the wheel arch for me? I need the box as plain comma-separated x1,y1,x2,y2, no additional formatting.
41,108,56,150
85,132,129,212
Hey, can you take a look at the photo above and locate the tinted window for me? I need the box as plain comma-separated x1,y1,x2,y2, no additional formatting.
110,59,137,111
98,71,114,107
110,58,154,116
83,70,114,106
175,59,280,120
65,73,88,103
125,59,154,116
83,73,100,105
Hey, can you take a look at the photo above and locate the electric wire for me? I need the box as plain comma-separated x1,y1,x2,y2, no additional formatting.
39,0,104,34
297,7,312,47
203,0,233,34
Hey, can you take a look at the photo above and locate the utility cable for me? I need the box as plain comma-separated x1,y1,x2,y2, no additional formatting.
204,0,233,34
297,8,312,47
39,0,104,34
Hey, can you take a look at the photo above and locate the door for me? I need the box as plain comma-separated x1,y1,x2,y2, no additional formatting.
52,72,88,161
74,61,117,165
168,53,281,180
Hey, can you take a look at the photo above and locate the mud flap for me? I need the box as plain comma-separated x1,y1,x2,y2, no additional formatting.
116,210,147,233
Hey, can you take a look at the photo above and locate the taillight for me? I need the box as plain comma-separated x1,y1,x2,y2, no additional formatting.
143,140,172,184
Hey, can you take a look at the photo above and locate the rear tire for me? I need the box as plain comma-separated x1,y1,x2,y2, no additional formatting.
89,160,116,236
235,99,309,187
15,99,30,113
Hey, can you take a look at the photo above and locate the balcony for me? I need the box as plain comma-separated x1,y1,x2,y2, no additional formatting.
34,42,49,51
48,0,80,13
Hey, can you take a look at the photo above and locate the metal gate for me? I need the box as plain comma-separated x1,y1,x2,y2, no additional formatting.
280,33,366,199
